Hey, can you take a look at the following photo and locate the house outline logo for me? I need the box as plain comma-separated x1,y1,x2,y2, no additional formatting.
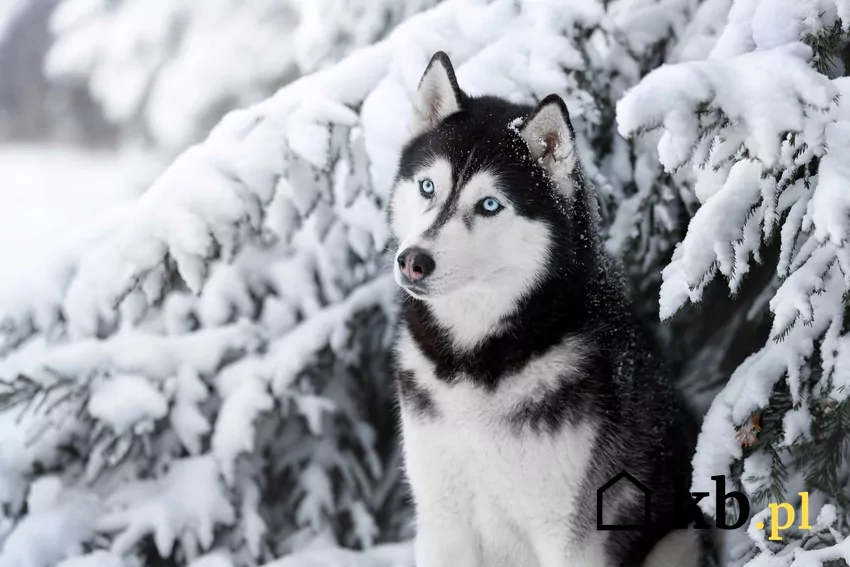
596,470,651,531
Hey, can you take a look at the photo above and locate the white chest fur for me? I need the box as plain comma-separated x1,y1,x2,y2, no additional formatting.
395,328,608,567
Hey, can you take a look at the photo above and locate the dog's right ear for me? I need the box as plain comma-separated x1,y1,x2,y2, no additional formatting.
519,94,578,197
411,51,464,136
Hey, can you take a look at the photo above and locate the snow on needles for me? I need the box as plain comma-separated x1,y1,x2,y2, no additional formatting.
0,476,101,567
617,2,850,563
617,43,835,175
261,542,414,567
98,456,236,558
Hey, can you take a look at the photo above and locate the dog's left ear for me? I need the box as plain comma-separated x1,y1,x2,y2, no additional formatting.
520,94,578,195
411,51,464,136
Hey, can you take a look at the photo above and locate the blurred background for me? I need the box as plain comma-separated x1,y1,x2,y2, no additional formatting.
0,0,439,272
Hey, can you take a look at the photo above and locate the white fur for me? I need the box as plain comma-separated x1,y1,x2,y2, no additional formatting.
396,327,608,567
390,159,451,253
390,158,552,348
641,530,704,567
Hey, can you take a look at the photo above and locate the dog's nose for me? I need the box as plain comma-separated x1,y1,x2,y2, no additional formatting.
397,247,435,282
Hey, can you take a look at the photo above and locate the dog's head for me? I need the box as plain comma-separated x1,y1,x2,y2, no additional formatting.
387,52,585,312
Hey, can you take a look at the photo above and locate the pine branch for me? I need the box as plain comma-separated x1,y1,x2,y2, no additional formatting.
804,19,845,77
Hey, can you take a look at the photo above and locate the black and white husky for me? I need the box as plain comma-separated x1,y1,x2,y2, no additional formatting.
387,52,715,567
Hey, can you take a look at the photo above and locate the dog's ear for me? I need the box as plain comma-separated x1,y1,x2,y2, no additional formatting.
411,51,464,136
520,94,578,195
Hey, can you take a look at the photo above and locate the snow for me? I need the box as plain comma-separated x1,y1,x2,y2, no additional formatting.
0,477,101,567
606,0,692,55
189,552,235,567
657,159,765,315
618,43,836,173
209,273,395,486
262,542,413,567
709,0,845,59
671,0,733,62
0,145,159,353
211,368,274,485
98,455,236,559
56,551,124,567
88,374,169,435
170,365,213,456
0,145,154,268
781,404,812,446
0,0,28,41
0,321,265,385
814,504,838,530
689,186,845,519
809,78,850,247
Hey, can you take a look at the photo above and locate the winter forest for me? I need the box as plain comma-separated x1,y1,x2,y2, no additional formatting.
0,0,849,565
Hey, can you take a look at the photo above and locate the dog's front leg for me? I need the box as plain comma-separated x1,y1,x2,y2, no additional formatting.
414,520,481,567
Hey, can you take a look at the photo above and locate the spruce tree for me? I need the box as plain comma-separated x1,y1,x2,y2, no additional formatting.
618,1,850,564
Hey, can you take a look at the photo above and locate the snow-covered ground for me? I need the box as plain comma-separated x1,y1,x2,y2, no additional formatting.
0,144,158,269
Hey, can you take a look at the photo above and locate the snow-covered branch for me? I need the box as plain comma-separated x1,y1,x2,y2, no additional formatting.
618,2,850,565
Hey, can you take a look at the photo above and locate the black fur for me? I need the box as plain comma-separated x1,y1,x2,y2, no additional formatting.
504,367,598,435
390,52,715,567
396,369,437,417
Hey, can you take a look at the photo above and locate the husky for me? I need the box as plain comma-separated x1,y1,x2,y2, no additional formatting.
387,52,716,567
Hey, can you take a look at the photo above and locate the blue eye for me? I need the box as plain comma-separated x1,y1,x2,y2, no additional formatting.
478,197,503,215
419,178,435,198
